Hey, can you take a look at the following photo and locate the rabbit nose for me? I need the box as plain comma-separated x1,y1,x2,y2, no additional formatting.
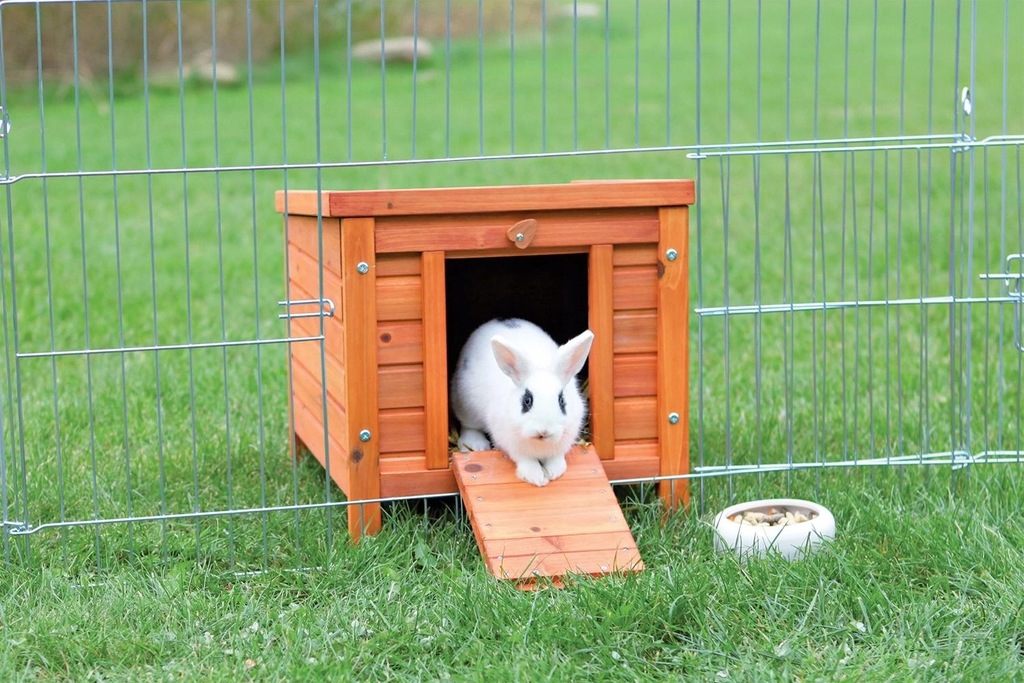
533,429,556,440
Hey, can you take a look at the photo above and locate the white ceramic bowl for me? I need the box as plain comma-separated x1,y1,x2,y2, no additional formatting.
712,498,836,560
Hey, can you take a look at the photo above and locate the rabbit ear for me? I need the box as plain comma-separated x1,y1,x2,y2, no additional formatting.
491,335,530,385
554,329,594,385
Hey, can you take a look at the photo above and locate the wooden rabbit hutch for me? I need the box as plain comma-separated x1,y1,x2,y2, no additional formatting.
276,179,694,544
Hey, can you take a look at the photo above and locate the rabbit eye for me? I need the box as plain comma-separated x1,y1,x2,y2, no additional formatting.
521,389,533,413
558,391,566,415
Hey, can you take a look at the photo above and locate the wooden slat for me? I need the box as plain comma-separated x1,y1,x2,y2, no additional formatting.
284,292,345,361
277,180,694,218
381,465,458,498
379,452,429,471
452,446,643,587
588,245,615,461
478,529,640,559
488,547,643,581
443,246,598,260
422,251,450,470
377,320,423,365
614,396,658,441
611,441,659,460
341,216,382,537
288,236,343,322
613,265,658,310
602,446,660,482
467,478,616,513
451,447,606,486
287,356,348,436
613,354,657,397
377,364,424,410
374,209,660,254
289,336,346,408
379,408,426,454
289,391,350,493
469,506,627,546
376,252,421,278
612,243,658,267
613,310,657,354
657,206,690,510
288,232,344,292
376,275,423,322
286,276,343,327
287,363,352,494
285,215,343,276
276,191,332,217
388,447,657,493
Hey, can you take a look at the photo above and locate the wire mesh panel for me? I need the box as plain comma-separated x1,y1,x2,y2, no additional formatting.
687,0,1023,504
0,0,1021,572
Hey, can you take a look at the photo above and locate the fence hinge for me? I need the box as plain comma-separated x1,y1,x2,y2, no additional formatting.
3,520,31,536
951,133,976,154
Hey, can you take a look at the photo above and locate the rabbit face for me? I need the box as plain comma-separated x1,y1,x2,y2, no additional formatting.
503,372,583,453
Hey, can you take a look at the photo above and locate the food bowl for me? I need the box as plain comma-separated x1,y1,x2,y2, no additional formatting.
712,498,836,560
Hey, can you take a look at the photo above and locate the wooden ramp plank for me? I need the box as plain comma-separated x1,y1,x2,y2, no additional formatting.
452,445,644,587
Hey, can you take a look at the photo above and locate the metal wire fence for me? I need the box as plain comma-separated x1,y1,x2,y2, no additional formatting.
0,0,1021,573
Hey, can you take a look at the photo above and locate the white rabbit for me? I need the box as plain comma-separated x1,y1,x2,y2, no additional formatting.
450,318,594,486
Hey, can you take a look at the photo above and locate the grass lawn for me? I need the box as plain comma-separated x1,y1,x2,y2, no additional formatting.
1,0,1023,679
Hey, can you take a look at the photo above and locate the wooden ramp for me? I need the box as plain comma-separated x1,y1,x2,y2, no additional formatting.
452,445,644,587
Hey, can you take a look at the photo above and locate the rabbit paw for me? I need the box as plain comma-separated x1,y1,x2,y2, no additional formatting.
542,454,567,482
516,459,550,487
457,428,492,452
